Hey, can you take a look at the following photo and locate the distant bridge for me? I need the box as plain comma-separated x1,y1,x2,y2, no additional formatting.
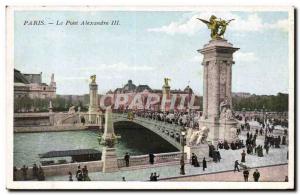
111,113,183,150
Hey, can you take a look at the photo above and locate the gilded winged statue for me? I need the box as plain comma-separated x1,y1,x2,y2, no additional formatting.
197,15,234,39
90,75,96,83
164,78,171,87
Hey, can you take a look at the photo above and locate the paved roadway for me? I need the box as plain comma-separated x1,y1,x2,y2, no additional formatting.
163,164,288,182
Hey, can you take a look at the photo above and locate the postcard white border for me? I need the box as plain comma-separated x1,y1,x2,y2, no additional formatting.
5,5,295,190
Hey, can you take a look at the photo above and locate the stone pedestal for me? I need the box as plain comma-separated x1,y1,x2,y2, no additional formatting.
198,38,239,145
49,112,55,126
102,147,118,173
199,118,238,145
184,144,209,160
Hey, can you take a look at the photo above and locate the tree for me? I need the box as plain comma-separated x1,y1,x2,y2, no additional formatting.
232,93,288,112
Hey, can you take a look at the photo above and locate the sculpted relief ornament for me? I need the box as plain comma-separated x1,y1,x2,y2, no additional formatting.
68,106,76,114
220,97,234,120
187,127,210,146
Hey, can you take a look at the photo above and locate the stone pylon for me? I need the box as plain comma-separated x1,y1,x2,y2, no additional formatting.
101,107,118,172
88,76,99,124
101,107,116,142
48,100,55,126
198,38,239,144
161,79,171,112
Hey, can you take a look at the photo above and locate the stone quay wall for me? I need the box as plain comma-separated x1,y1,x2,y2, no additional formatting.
117,151,187,168
14,152,188,180
15,112,81,126
14,124,86,133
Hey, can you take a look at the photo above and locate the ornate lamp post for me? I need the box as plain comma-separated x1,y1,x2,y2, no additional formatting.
180,128,186,175
262,105,265,125
242,107,246,124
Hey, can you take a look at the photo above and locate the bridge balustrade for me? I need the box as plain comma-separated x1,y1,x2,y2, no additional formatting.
117,152,187,168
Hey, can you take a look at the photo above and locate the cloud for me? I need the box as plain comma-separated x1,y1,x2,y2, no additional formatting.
268,19,289,32
76,62,155,72
148,12,289,35
189,55,203,62
234,51,258,62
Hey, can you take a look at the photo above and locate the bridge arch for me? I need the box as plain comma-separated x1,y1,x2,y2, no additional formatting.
113,121,179,154
111,113,182,150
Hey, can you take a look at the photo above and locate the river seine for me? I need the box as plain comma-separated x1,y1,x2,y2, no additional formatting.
14,121,178,167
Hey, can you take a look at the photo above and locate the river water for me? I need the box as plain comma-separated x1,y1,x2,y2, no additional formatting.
14,121,178,167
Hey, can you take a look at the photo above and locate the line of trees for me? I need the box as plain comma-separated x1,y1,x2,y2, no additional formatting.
14,93,288,113
14,95,89,113
232,93,288,112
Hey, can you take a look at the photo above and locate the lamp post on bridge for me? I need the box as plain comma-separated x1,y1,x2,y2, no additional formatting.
180,127,186,175
242,107,246,124
262,105,266,126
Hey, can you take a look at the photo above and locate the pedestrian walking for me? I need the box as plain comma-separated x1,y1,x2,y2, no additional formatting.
32,163,38,179
243,168,249,182
152,172,160,181
149,153,155,164
124,152,130,167
265,144,269,154
241,150,246,163
191,153,200,167
68,171,73,181
234,160,240,172
150,173,154,181
82,165,90,181
21,165,28,181
253,169,260,182
37,166,45,181
202,157,207,171
76,165,83,181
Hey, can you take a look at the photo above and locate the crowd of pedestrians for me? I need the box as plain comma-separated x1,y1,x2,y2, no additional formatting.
13,164,45,181
70,165,90,181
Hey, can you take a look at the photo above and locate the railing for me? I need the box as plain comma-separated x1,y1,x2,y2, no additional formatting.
14,112,50,117
117,152,187,168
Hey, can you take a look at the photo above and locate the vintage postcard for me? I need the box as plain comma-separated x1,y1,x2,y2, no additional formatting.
6,6,294,190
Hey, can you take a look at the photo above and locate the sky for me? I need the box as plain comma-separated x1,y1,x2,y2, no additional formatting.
14,10,290,95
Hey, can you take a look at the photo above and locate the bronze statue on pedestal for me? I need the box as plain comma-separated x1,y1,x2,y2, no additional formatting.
197,15,234,39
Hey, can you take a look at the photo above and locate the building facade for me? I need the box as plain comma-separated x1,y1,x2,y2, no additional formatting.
14,69,56,99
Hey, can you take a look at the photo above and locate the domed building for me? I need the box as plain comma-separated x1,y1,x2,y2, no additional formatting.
184,85,193,94
123,80,136,93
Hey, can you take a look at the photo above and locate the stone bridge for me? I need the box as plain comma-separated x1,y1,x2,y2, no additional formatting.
111,113,183,150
